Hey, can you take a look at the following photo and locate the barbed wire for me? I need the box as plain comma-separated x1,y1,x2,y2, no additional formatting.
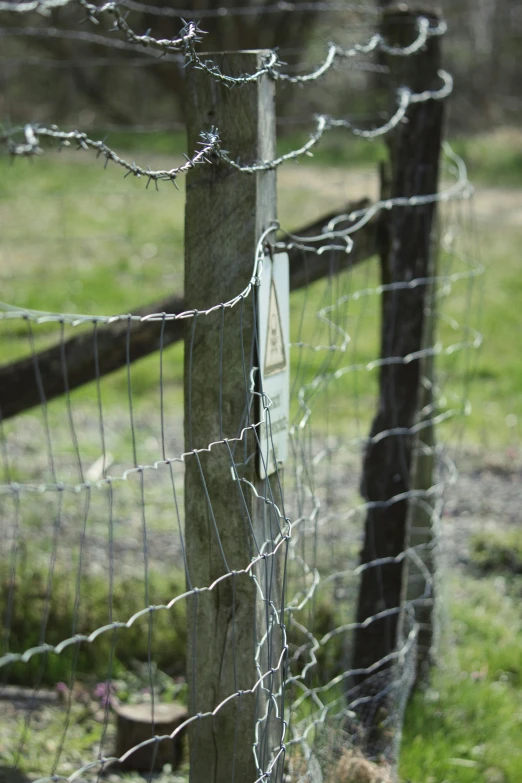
0,6,484,782
77,0,204,53
0,141,468,332
2,70,452,180
225,71,452,171
0,148,481,506
0,3,445,84
0,30,441,94
0,48,388,73
0,0,205,55
1,124,220,185
0,0,70,11
185,15,446,86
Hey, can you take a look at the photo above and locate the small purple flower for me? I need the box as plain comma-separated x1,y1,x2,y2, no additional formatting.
94,681,114,707
56,682,68,693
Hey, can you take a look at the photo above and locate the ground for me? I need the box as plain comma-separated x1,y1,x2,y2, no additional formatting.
0,129,521,782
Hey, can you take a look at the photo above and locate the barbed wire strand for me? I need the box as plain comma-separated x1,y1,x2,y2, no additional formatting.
0,7,484,780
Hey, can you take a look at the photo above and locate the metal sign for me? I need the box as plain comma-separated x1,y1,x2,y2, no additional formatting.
257,252,290,479
264,278,287,377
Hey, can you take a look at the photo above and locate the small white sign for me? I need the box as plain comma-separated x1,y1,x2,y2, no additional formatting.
257,252,290,479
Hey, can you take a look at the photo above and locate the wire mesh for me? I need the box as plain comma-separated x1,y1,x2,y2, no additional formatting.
0,4,481,783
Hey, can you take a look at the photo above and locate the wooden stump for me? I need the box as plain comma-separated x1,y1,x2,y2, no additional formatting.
113,702,187,772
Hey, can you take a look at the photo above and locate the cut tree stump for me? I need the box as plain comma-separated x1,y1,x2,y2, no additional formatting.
113,702,187,772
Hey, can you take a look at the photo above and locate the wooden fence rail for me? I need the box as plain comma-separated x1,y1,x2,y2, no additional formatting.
0,6,449,773
0,202,377,422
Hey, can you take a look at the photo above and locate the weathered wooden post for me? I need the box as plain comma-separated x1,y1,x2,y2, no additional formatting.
350,3,445,747
184,52,285,783
397,282,438,681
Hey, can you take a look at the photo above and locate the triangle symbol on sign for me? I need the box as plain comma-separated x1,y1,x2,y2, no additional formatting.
264,278,286,377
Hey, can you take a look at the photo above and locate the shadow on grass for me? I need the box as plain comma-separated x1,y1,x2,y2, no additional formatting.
0,766,32,783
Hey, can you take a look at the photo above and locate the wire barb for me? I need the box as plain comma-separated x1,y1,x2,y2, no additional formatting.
0,7,483,783
2,124,221,182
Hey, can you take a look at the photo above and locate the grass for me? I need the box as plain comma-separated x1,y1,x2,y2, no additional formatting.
0,702,106,779
0,563,187,686
0,128,521,779
437,220,522,449
72,125,522,187
279,125,522,186
3,128,520,445
452,128,522,187
470,529,522,576
400,572,522,783
0,662,188,780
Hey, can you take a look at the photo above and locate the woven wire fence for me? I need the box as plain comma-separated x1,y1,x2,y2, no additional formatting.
0,3,481,782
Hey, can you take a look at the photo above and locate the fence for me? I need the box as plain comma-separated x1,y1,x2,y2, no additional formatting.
0,3,481,782
1,1,521,133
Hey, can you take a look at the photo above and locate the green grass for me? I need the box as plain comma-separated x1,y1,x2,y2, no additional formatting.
68,125,522,186
0,149,186,417
1,129,521,779
1,561,187,685
4,128,519,445
470,529,522,576
432,219,522,449
278,129,387,169
460,224,522,447
452,128,522,187
72,125,522,185
0,702,106,778
400,572,522,783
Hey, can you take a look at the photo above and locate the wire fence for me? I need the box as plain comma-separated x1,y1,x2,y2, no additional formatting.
0,3,481,783
1,0,520,132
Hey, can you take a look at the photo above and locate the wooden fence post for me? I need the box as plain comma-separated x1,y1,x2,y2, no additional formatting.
183,51,284,783
350,4,445,748
397,280,438,681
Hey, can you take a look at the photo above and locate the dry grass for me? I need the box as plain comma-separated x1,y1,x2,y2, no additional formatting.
288,746,395,783
332,750,394,783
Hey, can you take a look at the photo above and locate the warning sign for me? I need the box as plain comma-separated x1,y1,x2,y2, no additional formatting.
264,279,286,376
257,253,290,479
